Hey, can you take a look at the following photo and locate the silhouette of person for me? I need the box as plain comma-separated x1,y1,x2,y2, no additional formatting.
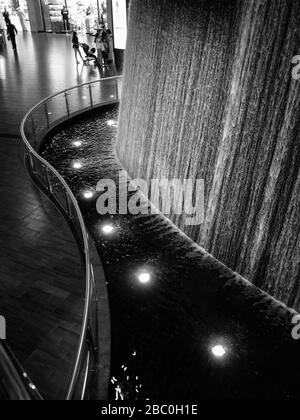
72,31,85,64
7,22,18,50
61,5,70,31
3,8,10,27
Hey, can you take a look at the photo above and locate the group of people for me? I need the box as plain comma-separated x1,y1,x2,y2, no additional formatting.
94,28,114,66
2,8,18,51
72,27,114,68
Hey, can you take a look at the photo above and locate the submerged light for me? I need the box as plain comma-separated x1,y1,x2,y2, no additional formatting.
73,140,82,147
102,224,115,235
107,119,117,127
137,271,151,284
73,161,83,169
83,190,94,199
211,345,227,359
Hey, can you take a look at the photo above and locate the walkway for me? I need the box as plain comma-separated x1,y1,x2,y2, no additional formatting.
0,32,114,399
0,31,115,136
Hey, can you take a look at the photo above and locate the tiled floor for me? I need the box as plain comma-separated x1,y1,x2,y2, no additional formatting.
0,32,114,399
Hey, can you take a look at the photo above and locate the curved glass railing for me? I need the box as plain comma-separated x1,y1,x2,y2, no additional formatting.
20,76,122,400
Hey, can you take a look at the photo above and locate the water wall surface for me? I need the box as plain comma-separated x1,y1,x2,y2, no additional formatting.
116,0,300,310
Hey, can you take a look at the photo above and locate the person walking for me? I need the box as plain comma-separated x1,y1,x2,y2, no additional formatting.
7,22,18,50
3,8,10,27
72,31,85,64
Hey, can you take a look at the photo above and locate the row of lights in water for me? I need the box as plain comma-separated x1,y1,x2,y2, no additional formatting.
70,121,123,281
100,220,227,357
71,120,118,170
99,220,152,284
70,119,228,361
91,218,226,357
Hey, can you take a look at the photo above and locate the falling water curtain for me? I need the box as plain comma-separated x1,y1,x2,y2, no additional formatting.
117,0,300,310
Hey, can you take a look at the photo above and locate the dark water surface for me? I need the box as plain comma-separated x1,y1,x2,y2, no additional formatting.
42,104,300,400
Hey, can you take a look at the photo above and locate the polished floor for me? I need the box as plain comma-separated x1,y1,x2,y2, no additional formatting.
0,31,115,136
0,32,114,399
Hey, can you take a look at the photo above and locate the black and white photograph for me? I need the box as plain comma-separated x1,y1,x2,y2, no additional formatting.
0,0,300,406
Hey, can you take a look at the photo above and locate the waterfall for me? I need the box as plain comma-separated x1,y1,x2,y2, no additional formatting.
116,0,300,310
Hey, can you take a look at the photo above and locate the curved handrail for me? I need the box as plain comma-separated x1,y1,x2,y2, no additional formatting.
0,341,42,400
21,75,122,119
21,102,92,402
20,76,122,400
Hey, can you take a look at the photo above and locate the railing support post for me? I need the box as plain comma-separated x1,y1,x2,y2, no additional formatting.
116,79,119,101
66,193,73,219
65,92,70,117
89,85,93,108
44,103,50,129
29,152,35,174
45,167,52,194
31,117,37,148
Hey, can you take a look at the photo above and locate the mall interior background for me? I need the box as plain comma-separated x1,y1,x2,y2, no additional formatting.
0,0,128,71
0,0,126,37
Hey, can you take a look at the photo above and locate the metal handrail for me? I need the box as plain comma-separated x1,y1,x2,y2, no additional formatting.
21,104,92,402
0,341,42,400
20,76,122,400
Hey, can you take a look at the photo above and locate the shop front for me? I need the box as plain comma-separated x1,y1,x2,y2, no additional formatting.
111,0,127,50
111,0,128,72
1,0,128,43
45,0,108,34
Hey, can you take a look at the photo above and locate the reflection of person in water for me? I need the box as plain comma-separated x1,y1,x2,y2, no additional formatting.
61,5,70,31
